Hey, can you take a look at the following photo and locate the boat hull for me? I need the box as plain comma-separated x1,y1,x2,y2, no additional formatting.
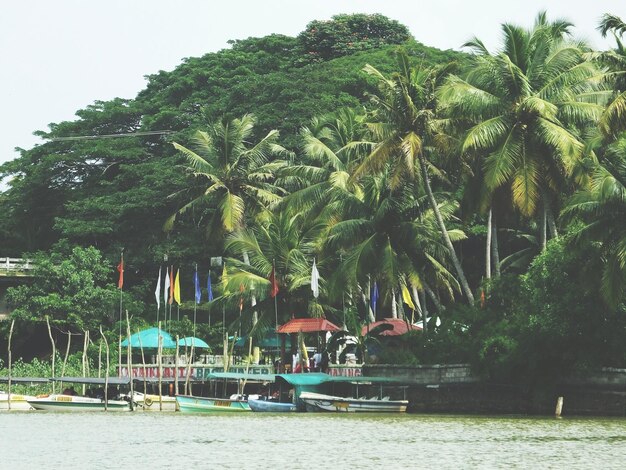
132,392,177,411
248,398,296,412
0,393,35,411
176,395,251,412
27,394,131,412
299,392,408,413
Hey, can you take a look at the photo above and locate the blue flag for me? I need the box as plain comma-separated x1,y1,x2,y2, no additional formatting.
207,270,214,302
370,282,379,316
194,268,201,304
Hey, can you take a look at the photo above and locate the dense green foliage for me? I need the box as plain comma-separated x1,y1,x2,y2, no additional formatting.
2,13,626,392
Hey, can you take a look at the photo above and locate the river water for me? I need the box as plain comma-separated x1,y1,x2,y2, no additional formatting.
2,412,626,469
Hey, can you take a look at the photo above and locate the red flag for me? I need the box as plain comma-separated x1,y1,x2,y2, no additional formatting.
480,289,485,308
269,266,279,298
117,254,124,289
239,284,244,312
168,266,174,305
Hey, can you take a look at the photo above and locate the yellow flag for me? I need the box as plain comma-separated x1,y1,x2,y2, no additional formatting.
401,285,416,310
222,263,229,294
174,268,181,305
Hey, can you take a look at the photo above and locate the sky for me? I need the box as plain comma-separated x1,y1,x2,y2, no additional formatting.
1,0,623,167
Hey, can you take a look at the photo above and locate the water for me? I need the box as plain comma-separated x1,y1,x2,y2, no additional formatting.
2,412,626,469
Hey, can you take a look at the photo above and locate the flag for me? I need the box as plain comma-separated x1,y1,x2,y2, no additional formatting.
370,281,379,315
401,284,416,310
174,268,181,305
481,289,485,308
117,254,124,289
239,283,244,312
194,267,201,304
168,266,174,305
269,265,279,298
221,263,229,294
311,258,319,298
207,270,214,301
164,266,170,306
155,267,161,309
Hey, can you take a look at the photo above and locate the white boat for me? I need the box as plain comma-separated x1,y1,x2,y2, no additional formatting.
27,394,131,412
131,392,177,411
0,391,36,410
299,391,408,412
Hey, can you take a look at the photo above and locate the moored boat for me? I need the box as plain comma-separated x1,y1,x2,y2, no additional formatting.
131,392,177,411
248,398,296,412
299,391,408,412
0,392,36,410
27,394,131,412
176,394,251,412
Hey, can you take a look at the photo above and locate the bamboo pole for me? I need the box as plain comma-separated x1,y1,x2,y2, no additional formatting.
46,316,56,394
137,328,147,410
174,335,180,396
157,322,163,411
555,396,564,417
98,340,102,378
184,340,194,396
99,326,109,412
82,330,89,395
125,310,134,411
60,331,72,393
7,319,15,411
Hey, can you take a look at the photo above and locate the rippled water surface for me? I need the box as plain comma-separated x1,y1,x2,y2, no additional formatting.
2,412,626,468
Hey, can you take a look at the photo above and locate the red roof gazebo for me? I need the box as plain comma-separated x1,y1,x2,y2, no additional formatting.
361,318,423,336
277,317,342,334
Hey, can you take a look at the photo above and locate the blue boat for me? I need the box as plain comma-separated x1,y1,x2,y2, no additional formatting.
248,398,296,412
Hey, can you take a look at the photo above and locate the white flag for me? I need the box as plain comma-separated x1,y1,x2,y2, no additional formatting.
311,258,319,298
163,267,170,306
155,267,162,309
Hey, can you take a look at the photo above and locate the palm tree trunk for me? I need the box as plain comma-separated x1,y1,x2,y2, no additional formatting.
418,289,428,333
539,203,547,251
492,212,500,277
391,287,398,319
423,281,443,313
486,208,492,279
546,201,559,239
419,156,475,304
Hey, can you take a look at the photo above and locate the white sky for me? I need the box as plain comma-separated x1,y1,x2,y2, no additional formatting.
1,0,623,166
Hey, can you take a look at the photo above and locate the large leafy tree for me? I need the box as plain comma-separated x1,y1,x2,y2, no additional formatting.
354,50,475,304
440,12,607,250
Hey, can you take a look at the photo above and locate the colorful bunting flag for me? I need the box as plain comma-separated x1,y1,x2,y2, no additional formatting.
401,284,416,310
371,281,379,315
311,258,319,298
174,268,181,305
117,254,124,289
164,265,170,306
207,270,214,302
155,267,161,309
194,267,201,304
269,265,279,298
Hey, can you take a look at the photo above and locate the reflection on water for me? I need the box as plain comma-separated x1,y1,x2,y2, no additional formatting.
2,412,626,468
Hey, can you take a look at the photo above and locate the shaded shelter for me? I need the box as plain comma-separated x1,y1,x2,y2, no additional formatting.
120,327,176,349
361,318,422,337
178,337,210,348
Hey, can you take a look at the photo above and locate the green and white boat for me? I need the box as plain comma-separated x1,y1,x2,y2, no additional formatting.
27,394,131,412
1,392,36,410
176,394,251,412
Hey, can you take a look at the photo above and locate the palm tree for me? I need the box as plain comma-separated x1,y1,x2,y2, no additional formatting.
353,50,475,304
167,114,289,236
439,12,608,252
597,13,626,138
563,138,626,307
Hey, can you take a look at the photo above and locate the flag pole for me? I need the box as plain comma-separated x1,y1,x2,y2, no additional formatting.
273,259,279,347
117,250,124,377
193,263,198,338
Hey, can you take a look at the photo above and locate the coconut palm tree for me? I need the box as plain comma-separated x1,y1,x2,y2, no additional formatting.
563,138,626,307
439,12,609,252
353,50,475,304
167,114,289,236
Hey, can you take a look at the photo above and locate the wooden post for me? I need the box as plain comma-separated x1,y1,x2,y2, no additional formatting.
555,396,564,417
46,316,56,394
60,331,72,393
82,330,89,396
7,319,15,411
98,340,102,378
174,335,180,396
137,328,147,410
125,310,134,411
185,340,195,397
100,326,109,412
157,322,163,411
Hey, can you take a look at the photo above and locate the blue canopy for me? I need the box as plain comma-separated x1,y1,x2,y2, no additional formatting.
178,337,210,348
120,328,176,349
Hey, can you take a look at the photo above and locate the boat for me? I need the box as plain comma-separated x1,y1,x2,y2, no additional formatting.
299,391,408,412
27,394,131,412
0,391,36,410
131,392,177,411
248,397,296,412
176,394,251,412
